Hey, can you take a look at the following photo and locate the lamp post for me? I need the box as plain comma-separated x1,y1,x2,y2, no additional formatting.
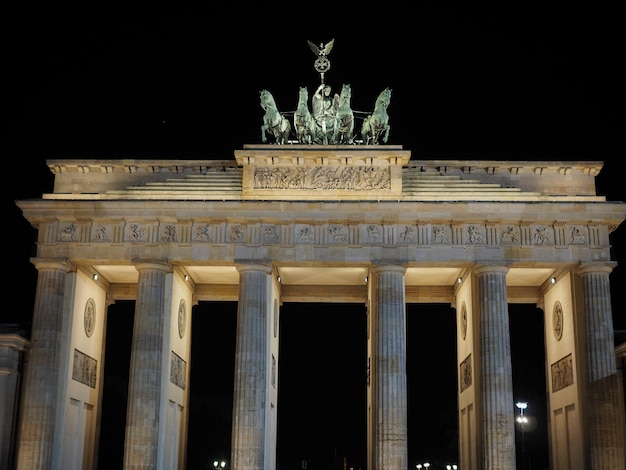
516,401,528,470
213,459,226,470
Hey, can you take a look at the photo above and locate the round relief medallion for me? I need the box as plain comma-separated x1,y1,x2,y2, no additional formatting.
461,302,467,340
84,298,96,337
553,301,563,341
178,299,186,338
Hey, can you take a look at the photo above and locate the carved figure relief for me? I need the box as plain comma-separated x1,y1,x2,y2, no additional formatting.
432,225,450,244
228,224,245,242
178,299,186,339
73,349,97,388
253,166,391,191
399,225,416,243
551,354,573,392
328,225,348,243
570,226,588,244
533,225,553,245
126,224,144,241
461,302,467,340
161,224,176,242
93,225,110,241
296,225,314,243
501,225,519,244
58,223,78,241
194,223,212,241
170,351,186,390
263,224,279,243
552,301,563,341
366,224,381,242
460,354,472,392
466,225,484,244
84,298,96,338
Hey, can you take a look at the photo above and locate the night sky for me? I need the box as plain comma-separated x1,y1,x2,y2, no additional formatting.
5,3,624,469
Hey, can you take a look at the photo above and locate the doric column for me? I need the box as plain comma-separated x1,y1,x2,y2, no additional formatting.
474,265,515,469
371,265,407,470
231,264,273,470
0,331,29,470
16,260,72,469
577,263,626,469
123,261,171,470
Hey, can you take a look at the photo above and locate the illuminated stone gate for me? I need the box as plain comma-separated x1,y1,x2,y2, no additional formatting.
11,146,626,469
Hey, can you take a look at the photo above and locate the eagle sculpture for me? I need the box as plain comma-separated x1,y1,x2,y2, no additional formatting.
307,39,334,57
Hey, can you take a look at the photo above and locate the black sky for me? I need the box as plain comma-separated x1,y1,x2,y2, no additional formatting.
4,3,625,469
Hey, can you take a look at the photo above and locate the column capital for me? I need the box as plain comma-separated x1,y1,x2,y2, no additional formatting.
236,263,273,274
370,264,407,275
132,260,171,273
576,261,617,276
473,264,509,276
30,258,73,273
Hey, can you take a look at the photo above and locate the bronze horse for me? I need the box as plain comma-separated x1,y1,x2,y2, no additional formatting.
260,90,291,144
293,87,315,144
361,87,392,145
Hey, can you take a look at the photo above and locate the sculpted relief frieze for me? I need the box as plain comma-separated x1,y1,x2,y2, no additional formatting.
253,166,391,190
51,220,599,249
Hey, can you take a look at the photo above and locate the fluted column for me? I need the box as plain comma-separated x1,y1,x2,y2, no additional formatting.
16,260,72,469
371,265,407,470
231,264,272,470
124,261,171,470
0,333,29,470
577,263,626,469
474,265,515,469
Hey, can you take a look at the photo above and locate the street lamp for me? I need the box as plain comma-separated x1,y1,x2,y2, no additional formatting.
516,401,528,470
446,465,458,470
416,463,430,469
213,460,226,470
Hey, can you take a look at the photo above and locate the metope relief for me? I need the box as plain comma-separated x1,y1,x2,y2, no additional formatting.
465,225,485,244
91,224,111,242
398,225,417,243
551,354,573,392
569,225,588,244
500,225,520,244
72,349,97,388
125,223,146,242
192,223,213,242
160,224,176,242
58,223,78,242
262,224,280,243
533,225,554,245
432,225,451,244
170,351,186,390
228,224,246,242
254,166,391,191
364,224,382,242
295,225,314,243
327,225,348,243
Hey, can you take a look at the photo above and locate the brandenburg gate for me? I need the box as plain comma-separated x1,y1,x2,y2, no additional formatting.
9,146,626,469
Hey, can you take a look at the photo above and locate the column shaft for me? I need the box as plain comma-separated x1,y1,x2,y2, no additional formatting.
578,264,626,469
16,261,72,469
475,265,515,469
124,262,170,470
231,264,272,470
372,265,407,470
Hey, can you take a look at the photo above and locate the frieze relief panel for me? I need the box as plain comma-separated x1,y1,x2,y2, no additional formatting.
72,349,97,389
50,220,600,249
253,166,392,191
